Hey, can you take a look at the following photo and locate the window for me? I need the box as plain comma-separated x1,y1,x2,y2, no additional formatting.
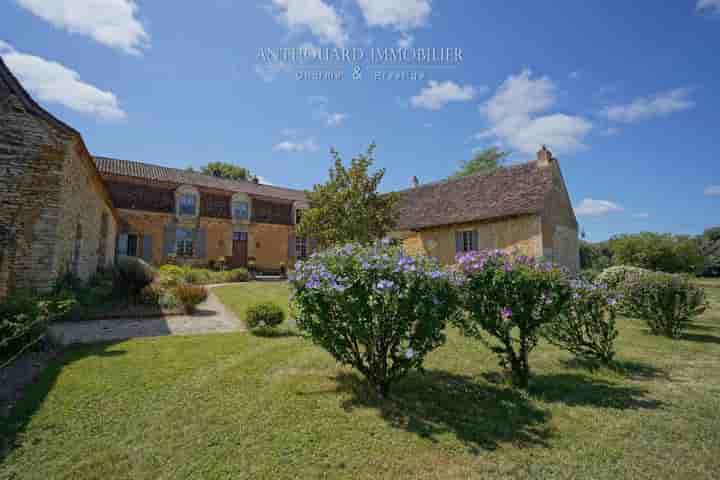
295,237,308,259
232,200,249,220
233,232,248,241
179,194,197,216
459,230,477,253
127,234,139,257
295,208,303,225
176,228,194,257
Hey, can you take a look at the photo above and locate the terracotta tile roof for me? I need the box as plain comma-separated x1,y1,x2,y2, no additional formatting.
93,156,309,205
395,161,554,230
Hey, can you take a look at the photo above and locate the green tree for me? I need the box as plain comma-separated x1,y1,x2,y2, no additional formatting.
197,162,254,181
698,226,720,277
451,147,510,179
297,143,398,247
608,232,703,274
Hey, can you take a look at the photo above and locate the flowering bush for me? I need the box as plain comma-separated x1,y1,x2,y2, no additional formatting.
245,302,285,329
623,272,707,338
454,250,571,388
543,279,620,365
290,243,459,397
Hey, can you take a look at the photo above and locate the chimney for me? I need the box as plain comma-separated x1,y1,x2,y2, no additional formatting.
537,145,553,167
411,176,419,188
252,176,260,184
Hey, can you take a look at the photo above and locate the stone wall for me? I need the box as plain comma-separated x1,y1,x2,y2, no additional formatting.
53,138,118,281
540,161,579,272
0,92,116,297
249,223,293,270
400,214,543,265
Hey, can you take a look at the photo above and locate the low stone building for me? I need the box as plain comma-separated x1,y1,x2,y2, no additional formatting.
0,58,118,298
93,157,309,272
393,146,580,272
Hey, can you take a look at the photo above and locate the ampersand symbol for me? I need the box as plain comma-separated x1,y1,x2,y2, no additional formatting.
352,65,362,80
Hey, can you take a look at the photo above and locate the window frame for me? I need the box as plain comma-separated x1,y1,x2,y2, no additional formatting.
459,230,476,253
232,200,250,221
176,228,195,257
295,237,308,259
178,194,197,216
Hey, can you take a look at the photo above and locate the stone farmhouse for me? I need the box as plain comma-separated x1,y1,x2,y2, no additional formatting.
0,57,578,299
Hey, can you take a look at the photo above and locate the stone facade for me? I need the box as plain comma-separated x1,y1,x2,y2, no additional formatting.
0,65,117,297
399,214,543,265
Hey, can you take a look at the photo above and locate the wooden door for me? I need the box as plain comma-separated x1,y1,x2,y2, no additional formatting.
231,232,248,267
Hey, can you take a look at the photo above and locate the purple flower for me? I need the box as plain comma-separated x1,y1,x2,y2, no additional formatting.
607,297,618,306
376,280,395,291
501,307,512,321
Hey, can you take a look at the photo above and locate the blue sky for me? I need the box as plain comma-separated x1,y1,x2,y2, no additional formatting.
1,0,719,241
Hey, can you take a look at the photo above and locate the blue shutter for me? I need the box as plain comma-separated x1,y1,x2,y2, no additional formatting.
163,224,176,258
142,234,153,263
288,233,296,261
117,233,128,256
197,228,207,259
455,231,462,253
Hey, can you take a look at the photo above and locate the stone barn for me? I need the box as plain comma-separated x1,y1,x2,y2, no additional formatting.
0,58,118,298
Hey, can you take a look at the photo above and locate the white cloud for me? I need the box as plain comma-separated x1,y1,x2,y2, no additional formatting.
569,71,580,80
398,32,414,48
16,0,149,55
574,198,624,217
271,0,348,47
356,0,431,31
697,0,720,12
273,138,319,152
256,175,275,185
705,185,720,196
479,69,592,155
602,88,695,123
0,41,126,120
632,212,650,219
325,112,347,126
410,80,479,110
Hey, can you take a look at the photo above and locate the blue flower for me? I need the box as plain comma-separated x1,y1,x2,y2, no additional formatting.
376,280,395,291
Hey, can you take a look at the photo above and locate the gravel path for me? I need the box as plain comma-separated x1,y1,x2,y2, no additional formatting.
48,287,245,346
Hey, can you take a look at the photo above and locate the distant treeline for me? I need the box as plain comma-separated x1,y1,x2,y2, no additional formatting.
580,227,720,277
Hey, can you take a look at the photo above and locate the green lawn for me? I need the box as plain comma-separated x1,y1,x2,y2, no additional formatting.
2,281,720,479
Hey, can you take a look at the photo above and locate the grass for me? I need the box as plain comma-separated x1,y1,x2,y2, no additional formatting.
1,281,720,479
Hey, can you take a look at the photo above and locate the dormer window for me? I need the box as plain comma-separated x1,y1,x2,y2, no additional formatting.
175,185,199,217
179,194,196,215
295,207,303,225
232,200,249,220
231,193,251,221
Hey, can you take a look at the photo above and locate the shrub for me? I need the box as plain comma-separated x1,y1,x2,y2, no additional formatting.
245,302,285,329
454,251,572,388
597,265,652,291
226,268,250,282
543,279,619,365
174,284,208,314
139,283,163,306
159,290,180,310
623,272,707,338
291,243,459,397
1,293,76,364
116,256,156,295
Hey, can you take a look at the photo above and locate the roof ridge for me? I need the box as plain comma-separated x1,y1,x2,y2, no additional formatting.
395,160,539,194
93,155,308,198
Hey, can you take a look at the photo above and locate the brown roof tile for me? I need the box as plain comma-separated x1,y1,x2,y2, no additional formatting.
395,161,554,230
93,156,308,205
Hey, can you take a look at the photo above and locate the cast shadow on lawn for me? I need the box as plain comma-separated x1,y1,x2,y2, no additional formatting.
560,358,670,380
529,373,664,410
334,370,553,453
679,332,720,344
250,327,299,338
0,342,126,463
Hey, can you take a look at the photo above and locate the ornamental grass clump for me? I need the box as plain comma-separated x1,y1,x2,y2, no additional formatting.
454,251,572,388
290,243,460,397
624,272,707,338
543,279,620,365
